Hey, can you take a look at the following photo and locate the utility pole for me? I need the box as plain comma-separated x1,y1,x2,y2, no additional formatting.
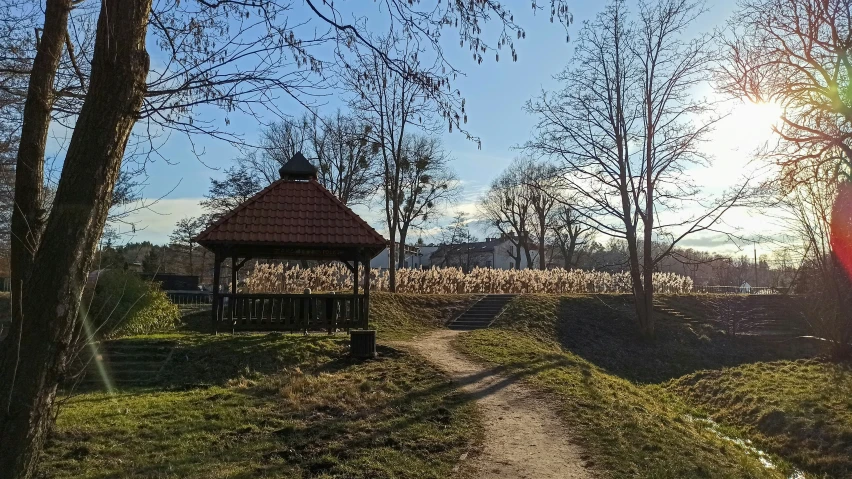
754,242,758,287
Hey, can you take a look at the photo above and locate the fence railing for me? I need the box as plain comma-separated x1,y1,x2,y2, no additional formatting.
692,286,783,295
214,293,368,332
166,290,213,305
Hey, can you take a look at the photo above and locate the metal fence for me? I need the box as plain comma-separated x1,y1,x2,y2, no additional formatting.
166,290,213,305
692,286,782,295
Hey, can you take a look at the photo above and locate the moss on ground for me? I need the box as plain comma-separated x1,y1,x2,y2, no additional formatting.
456,295,800,479
668,360,852,478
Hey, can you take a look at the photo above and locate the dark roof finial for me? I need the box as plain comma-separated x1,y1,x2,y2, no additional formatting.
279,152,317,180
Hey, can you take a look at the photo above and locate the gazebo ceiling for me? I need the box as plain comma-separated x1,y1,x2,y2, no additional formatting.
194,157,387,259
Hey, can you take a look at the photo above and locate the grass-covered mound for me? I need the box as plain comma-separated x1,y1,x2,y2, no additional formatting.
668,360,852,478
536,294,816,383
368,293,476,341
42,295,482,478
456,295,797,479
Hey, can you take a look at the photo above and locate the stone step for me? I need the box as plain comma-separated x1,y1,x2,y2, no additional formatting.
87,353,171,363
448,294,516,330
449,323,491,330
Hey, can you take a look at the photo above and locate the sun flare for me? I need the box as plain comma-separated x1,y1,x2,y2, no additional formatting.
733,100,783,135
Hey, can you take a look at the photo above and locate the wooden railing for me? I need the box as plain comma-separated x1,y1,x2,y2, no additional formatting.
214,293,368,332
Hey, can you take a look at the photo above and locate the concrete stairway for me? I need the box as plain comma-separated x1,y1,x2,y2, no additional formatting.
76,340,176,390
449,294,516,330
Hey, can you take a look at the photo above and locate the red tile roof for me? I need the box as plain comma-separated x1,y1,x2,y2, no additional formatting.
195,179,387,249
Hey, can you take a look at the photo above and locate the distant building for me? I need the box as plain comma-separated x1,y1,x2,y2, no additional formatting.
429,234,539,271
369,234,543,271
739,281,752,293
370,243,424,270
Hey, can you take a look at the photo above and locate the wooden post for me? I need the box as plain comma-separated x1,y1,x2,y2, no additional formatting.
352,258,359,330
230,256,237,324
363,258,370,329
211,253,222,334
231,256,238,295
326,293,334,335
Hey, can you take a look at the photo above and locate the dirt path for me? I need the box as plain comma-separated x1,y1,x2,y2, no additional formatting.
398,329,594,479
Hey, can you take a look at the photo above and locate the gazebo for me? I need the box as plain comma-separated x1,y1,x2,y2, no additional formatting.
194,153,387,336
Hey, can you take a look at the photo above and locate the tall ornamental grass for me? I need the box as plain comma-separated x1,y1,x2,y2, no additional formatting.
243,263,693,294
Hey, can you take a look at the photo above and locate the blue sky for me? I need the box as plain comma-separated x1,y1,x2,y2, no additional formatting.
105,0,780,256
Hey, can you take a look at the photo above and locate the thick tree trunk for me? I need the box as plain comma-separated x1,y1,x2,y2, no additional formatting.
7,0,72,385
625,224,651,337
0,0,152,476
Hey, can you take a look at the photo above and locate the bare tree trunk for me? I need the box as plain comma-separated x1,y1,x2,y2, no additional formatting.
387,234,397,292
522,235,534,269
7,0,72,377
0,0,152,476
397,226,409,270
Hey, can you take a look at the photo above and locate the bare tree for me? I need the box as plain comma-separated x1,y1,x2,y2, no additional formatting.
200,166,262,219
0,0,575,475
437,211,481,270
169,216,204,277
719,0,852,171
0,1,152,475
526,0,745,337
550,203,591,268
480,159,536,269
342,34,440,290
395,135,458,269
526,160,560,270
779,153,852,357
238,111,379,205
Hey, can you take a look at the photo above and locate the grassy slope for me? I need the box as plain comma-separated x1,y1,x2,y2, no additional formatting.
368,293,477,341
669,360,852,478
41,294,481,479
456,295,789,479
553,294,817,383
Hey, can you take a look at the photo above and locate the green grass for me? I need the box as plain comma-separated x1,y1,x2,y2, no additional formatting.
540,294,818,383
456,295,796,479
668,360,852,478
42,302,482,478
368,293,476,341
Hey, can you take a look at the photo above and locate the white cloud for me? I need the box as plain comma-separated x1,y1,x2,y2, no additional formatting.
113,198,205,244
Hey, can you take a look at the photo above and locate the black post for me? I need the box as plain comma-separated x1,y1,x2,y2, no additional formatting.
231,256,238,295
211,253,222,334
363,259,370,329
352,257,359,330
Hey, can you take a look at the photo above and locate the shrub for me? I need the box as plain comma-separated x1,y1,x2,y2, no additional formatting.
243,263,694,295
82,269,180,338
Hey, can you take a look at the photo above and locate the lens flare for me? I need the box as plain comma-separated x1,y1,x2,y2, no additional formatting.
80,308,115,395
831,182,852,279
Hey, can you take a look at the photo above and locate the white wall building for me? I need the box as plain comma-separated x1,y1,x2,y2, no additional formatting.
428,236,539,271
370,243,424,270
369,235,542,271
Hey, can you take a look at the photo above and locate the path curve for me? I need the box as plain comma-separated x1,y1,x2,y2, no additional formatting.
399,329,594,479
